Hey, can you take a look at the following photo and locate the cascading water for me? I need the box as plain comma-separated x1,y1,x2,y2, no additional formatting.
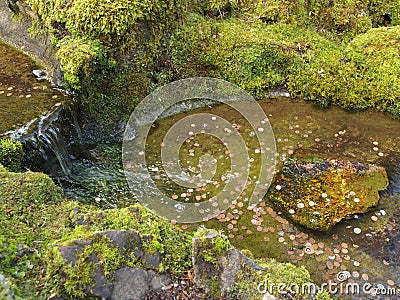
5,105,72,176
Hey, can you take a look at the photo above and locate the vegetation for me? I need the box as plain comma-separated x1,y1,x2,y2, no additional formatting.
0,166,192,298
20,0,190,124
0,138,24,172
0,167,75,298
16,0,400,122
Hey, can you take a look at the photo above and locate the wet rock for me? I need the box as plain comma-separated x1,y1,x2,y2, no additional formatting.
269,159,388,231
32,69,46,79
0,274,14,300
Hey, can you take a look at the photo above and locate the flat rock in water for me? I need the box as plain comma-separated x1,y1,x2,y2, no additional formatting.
268,159,388,231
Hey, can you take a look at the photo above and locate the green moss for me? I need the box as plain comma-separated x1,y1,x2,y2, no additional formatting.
56,36,106,89
268,159,388,231
231,258,332,299
170,16,339,98
46,235,124,298
0,138,24,172
289,26,400,116
0,168,82,298
21,0,191,124
194,229,230,265
200,0,397,39
58,205,192,273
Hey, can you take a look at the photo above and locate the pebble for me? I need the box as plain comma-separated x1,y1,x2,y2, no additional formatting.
275,185,282,191
353,227,362,234
378,152,384,157
361,273,369,281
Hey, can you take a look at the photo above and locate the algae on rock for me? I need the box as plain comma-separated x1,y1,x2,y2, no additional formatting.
269,159,388,231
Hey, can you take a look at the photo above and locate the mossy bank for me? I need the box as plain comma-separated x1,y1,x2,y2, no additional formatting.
4,0,398,127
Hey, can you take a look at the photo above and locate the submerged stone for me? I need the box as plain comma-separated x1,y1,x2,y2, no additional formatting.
269,159,388,231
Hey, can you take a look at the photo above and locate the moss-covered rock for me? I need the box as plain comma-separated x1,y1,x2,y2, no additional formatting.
200,0,399,37
170,15,338,98
289,26,400,115
0,168,81,298
268,159,388,231
0,137,24,172
44,204,192,298
192,229,331,299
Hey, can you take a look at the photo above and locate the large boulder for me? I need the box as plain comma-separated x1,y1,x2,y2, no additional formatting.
50,230,172,300
269,159,388,231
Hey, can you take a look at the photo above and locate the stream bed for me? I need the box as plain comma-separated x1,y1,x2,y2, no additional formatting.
62,97,400,299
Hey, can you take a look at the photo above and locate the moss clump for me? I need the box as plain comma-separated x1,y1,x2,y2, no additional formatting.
56,36,107,89
0,168,82,298
232,258,331,299
44,204,193,298
289,26,400,115
46,234,124,298
21,0,190,124
170,15,338,98
268,159,388,231
200,0,398,39
194,229,230,266
0,138,24,172
62,205,193,275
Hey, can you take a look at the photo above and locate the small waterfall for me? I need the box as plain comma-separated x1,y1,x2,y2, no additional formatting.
37,118,72,176
70,105,83,142
5,105,72,176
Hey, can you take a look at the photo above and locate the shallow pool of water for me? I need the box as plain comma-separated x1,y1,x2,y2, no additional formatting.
64,97,400,299
0,40,69,134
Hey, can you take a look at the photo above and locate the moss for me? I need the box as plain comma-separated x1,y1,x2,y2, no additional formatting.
200,0,397,39
21,0,191,124
289,26,400,115
56,36,107,89
0,168,83,298
170,15,339,98
45,204,192,296
0,138,24,172
268,159,388,231
194,229,230,266
45,235,124,298
231,258,332,299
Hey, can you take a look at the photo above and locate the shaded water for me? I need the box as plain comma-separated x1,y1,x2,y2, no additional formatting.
65,97,400,299
0,40,69,134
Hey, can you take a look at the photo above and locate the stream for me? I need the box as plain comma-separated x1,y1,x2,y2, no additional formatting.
58,97,400,299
